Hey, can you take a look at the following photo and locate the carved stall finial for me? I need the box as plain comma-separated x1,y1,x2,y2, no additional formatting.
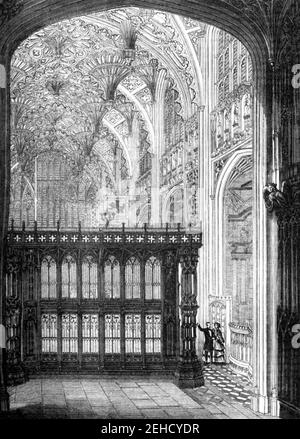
263,181,292,213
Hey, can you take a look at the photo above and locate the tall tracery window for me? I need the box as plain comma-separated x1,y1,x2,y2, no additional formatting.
224,48,229,72
241,57,247,82
5,272,16,297
104,256,120,299
62,313,78,353
218,55,223,78
232,66,237,89
125,257,140,299
41,256,57,299
233,39,238,64
105,314,121,354
218,81,224,104
145,257,161,300
145,314,161,353
82,314,98,353
248,55,253,81
82,255,98,299
62,255,77,298
224,75,229,95
218,31,224,50
169,195,175,223
41,314,57,353
125,314,141,354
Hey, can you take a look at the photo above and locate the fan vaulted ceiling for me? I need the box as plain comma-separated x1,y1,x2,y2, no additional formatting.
10,7,206,186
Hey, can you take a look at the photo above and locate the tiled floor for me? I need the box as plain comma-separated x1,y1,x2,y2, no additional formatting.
3,366,277,419
202,364,252,407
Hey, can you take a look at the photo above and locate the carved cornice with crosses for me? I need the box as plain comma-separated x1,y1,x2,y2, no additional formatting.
6,227,202,250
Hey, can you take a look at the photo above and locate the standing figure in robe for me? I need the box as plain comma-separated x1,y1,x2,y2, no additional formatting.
212,322,225,363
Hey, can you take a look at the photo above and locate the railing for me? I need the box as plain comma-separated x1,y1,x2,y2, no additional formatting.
229,322,253,381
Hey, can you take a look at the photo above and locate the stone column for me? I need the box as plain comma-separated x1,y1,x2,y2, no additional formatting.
5,249,26,386
175,246,204,388
151,71,166,226
197,106,209,352
264,174,300,417
0,57,9,411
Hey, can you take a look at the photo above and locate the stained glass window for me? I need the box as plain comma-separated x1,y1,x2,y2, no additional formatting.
145,257,161,300
82,314,98,353
125,314,141,354
145,314,161,353
62,255,77,298
62,313,78,353
41,313,57,353
82,255,98,299
104,256,120,299
125,257,140,299
41,256,56,299
105,314,121,354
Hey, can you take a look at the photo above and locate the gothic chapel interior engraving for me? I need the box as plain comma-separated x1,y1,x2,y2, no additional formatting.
0,0,300,420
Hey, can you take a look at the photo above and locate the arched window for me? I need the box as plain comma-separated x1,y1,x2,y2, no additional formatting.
168,188,184,225
241,57,247,82
218,31,224,51
41,256,56,299
41,314,57,353
232,66,237,89
145,314,161,353
62,255,77,299
218,55,223,78
169,195,175,223
82,314,98,353
248,55,253,81
62,313,78,353
105,314,121,354
218,81,224,104
224,48,229,74
104,256,120,299
125,314,141,354
125,257,140,299
224,74,230,95
145,257,161,300
82,255,97,299
233,39,238,64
